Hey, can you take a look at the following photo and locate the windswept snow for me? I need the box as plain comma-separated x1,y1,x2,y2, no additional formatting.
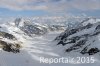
0,30,100,66
0,17,100,66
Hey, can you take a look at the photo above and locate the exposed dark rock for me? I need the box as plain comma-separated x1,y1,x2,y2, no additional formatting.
4,33,16,40
66,39,87,52
96,25,100,30
57,41,67,46
80,23,93,30
81,18,90,23
55,18,100,55
88,48,100,55
0,40,20,53
80,44,90,55
20,24,48,36
15,18,22,27
0,31,17,40
81,47,100,55
92,31,100,36
55,28,79,42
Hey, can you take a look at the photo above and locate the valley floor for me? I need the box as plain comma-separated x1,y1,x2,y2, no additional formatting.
0,31,100,66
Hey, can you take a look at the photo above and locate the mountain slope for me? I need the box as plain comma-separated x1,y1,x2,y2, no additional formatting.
14,18,65,36
55,18,100,55
1,17,100,66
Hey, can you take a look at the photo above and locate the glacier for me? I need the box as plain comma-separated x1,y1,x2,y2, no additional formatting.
0,17,100,66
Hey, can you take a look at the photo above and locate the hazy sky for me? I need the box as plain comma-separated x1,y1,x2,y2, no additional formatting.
0,0,100,17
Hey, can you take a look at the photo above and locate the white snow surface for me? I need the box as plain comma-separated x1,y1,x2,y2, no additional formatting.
1,31,100,66
0,18,100,66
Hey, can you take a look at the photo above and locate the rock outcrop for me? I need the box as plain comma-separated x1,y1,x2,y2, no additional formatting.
55,18,100,55
0,30,21,53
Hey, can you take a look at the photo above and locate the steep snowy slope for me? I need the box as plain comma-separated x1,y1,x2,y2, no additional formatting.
0,17,66,53
14,18,65,36
55,18,100,55
1,17,100,66
0,20,65,66
0,27,21,53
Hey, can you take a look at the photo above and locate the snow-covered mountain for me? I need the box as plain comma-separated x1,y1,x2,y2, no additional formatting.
55,18,100,55
14,18,65,36
1,17,100,66
0,28,21,53
0,17,66,53
1,17,100,55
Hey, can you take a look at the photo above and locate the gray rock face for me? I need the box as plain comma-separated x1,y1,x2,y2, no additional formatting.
0,30,21,53
0,31,17,40
20,24,48,36
14,18,48,36
0,40,20,53
15,18,22,27
14,18,65,36
55,18,100,55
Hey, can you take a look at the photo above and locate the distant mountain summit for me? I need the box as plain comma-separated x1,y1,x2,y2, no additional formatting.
14,18,65,36
0,17,65,53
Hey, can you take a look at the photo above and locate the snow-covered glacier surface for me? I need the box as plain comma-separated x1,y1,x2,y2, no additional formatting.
0,17,100,66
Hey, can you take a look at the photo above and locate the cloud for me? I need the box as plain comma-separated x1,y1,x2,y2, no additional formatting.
70,0,100,10
0,0,48,10
0,0,100,12
46,0,100,12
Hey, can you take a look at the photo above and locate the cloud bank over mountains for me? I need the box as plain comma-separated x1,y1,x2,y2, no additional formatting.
0,0,100,12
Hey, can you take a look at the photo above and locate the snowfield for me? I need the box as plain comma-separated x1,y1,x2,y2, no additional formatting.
0,31,99,66
0,17,100,66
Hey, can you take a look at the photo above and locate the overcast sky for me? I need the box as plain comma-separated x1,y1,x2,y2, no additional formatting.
0,0,100,17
